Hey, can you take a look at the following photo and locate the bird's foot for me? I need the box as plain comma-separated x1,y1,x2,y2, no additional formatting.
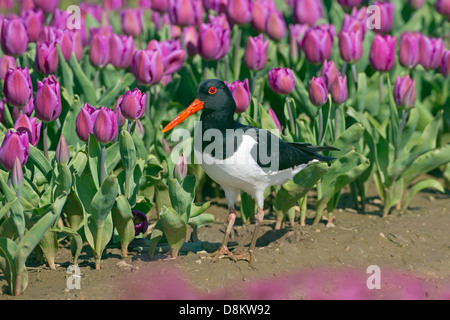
210,245,237,262
232,250,256,268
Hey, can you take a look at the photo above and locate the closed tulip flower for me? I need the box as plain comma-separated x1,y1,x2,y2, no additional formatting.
183,26,199,57
399,32,420,69
340,12,367,39
55,29,73,62
369,34,396,72
11,157,24,191
0,129,29,171
3,67,33,108
109,34,135,69
151,0,170,12
301,27,333,65
203,0,228,14
21,9,44,43
93,107,118,144
393,75,416,108
268,68,296,95
1,18,29,57
34,0,59,13
76,103,97,142
339,30,363,64
173,154,188,181
121,9,143,37
114,95,127,127
320,60,339,90
147,39,186,75
12,99,34,121
56,135,70,165
435,0,450,18
120,89,146,121
244,34,268,71
309,76,328,106
0,55,15,80
442,51,450,78
198,22,231,61
293,0,323,26
169,0,195,27
267,108,282,132
330,75,348,104
20,0,35,10
225,79,251,113
289,24,309,62
251,0,276,33
266,10,287,42
14,114,42,147
90,32,110,68
227,0,252,25
131,49,164,85
35,41,59,75
337,0,362,8
35,75,62,123
419,35,445,69
372,1,394,34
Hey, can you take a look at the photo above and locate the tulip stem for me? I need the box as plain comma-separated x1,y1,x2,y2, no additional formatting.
100,144,105,186
233,28,242,79
399,109,408,136
43,123,49,160
351,64,358,85
341,62,347,76
285,96,295,135
318,107,323,145
94,70,100,91
251,70,256,94
127,121,132,133
379,72,384,104
146,87,151,119
125,172,130,199
334,105,339,141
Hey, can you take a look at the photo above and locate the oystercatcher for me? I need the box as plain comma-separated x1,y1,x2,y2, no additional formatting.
162,79,337,266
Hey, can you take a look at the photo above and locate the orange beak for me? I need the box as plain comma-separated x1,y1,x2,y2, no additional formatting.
162,99,205,133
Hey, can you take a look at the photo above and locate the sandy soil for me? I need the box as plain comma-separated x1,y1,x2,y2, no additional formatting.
1,180,449,300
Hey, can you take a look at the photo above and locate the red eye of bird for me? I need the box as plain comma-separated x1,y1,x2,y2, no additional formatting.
208,87,217,94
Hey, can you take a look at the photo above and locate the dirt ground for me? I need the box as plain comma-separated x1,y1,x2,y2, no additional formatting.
1,179,449,300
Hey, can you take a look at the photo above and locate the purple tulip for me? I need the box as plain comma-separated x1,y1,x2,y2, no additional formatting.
169,0,195,27
90,32,110,68
0,55,15,80
14,114,42,147
227,0,252,25
337,0,362,8
372,1,394,34
266,10,287,42
147,39,186,75
3,67,33,108
268,68,296,95
21,9,44,43
301,27,333,65
419,35,445,70
338,30,363,64
34,0,59,13
267,108,282,132
80,3,103,22
407,0,425,9
20,0,35,10
93,107,118,144
104,0,122,11
289,24,309,61
132,210,149,236
11,157,24,191
35,75,62,123
56,135,70,164
320,60,339,90
76,103,96,142
114,95,127,127
121,9,143,37
183,26,199,57
1,18,29,57
35,41,59,75
209,12,230,30
109,34,135,69
120,89,146,121
198,21,231,61
442,51,450,78
12,98,34,121
225,79,251,113
49,9,72,30
71,29,84,61
0,0,13,9
243,34,269,71
435,0,450,18
0,129,29,171
309,76,328,106
55,29,73,62
173,154,188,181
203,0,228,14
151,0,170,12
330,75,348,105
251,0,276,33
393,75,416,108
131,49,164,85
293,0,323,26
399,32,420,69
369,34,396,72
341,8,368,39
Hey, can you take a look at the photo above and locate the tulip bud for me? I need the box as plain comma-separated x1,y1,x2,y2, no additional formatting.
132,210,149,236
268,68,296,95
337,0,362,8
56,134,70,164
71,30,84,61
0,129,29,171
266,10,287,42
0,0,13,9
340,10,367,39
34,0,59,13
49,8,72,30
330,75,348,105
435,0,450,18
173,154,187,181
294,0,323,26
243,34,268,71
251,0,276,33
198,21,231,61
203,0,228,14
169,0,195,27
152,0,170,12
131,49,164,85
135,119,145,138
1,18,29,57
104,0,122,10
0,55,16,80
13,99,34,121
109,34,135,69
120,89,146,121
121,9,143,37
372,1,394,34
183,26,199,57
267,108,282,133
419,35,445,70
3,67,33,108
93,107,119,144
393,75,416,108
14,114,42,147
11,157,24,191
20,0,35,10
301,27,333,65
21,9,44,43
35,75,62,123
90,32,110,68
147,39,186,75
35,41,59,75
114,96,127,127
227,0,253,25
441,51,450,78
225,79,251,114
399,32,420,69
76,103,97,142
309,76,328,106
369,34,396,72
289,24,309,62
320,60,339,91
338,30,363,64
55,29,73,62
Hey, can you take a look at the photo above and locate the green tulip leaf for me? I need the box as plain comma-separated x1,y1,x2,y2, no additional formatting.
159,206,187,258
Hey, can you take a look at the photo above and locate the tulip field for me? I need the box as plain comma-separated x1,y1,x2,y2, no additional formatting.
0,0,449,300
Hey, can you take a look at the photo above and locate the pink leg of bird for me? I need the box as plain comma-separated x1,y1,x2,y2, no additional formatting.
211,207,237,261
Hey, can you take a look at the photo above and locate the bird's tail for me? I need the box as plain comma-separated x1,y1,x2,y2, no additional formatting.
287,142,339,162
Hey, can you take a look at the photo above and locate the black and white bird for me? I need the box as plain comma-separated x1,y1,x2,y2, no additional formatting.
162,79,337,266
